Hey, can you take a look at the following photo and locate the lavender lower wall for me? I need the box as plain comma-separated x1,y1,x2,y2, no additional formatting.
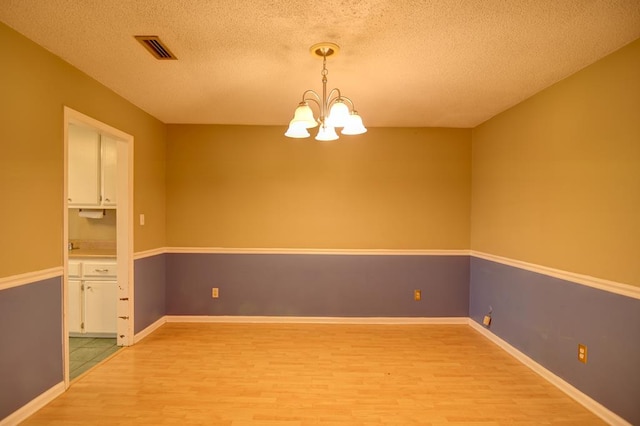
166,253,469,317
134,254,166,334
469,257,640,425
0,277,63,421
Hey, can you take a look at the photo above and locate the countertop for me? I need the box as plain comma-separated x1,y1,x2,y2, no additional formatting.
69,249,116,259
68,240,116,259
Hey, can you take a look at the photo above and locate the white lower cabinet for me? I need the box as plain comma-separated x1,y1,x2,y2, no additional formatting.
84,281,118,333
68,279,83,334
68,259,117,336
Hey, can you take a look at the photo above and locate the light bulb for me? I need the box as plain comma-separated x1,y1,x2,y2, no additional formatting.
285,120,310,138
341,112,367,135
292,102,318,128
315,124,338,141
327,100,350,127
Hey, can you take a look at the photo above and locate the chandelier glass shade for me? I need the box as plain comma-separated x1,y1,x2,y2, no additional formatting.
285,42,367,141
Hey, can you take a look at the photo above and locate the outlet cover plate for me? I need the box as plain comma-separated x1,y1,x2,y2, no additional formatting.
578,344,587,363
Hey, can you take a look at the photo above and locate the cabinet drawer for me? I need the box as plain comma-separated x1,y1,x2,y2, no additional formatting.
68,261,81,278
82,262,117,278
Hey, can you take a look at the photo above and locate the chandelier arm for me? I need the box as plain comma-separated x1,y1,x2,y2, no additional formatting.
325,89,341,113
338,95,356,110
301,89,321,103
303,97,322,112
299,90,322,123
326,88,342,102
327,94,357,114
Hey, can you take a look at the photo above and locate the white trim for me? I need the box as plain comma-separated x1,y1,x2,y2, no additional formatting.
64,107,133,141
62,108,70,389
121,247,473,258
133,316,167,343
165,315,469,325
0,267,63,291
166,247,470,256
133,247,166,260
63,107,136,356
468,320,631,426
471,251,640,300
0,381,65,426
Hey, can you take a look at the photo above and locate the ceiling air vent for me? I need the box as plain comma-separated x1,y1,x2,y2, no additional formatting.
134,36,177,60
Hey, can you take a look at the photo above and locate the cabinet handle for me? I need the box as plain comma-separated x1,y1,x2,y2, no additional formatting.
105,198,110,202
94,268,110,273
68,198,72,202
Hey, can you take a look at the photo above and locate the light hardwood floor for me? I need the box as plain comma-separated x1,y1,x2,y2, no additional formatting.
24,323,604,425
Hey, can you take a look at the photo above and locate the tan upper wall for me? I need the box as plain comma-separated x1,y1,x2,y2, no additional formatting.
0,23,166,278
471,38,640,286
167,125,471,250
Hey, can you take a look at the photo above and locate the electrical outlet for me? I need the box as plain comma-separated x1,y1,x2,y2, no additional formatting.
414,289,421,301
578,344,587,363
212,288,219,298
482,315,491,327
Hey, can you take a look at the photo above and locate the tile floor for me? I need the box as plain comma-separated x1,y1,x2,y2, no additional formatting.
69,337,120,380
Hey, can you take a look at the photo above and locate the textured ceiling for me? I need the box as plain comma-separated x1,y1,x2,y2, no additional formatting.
2,0,640,128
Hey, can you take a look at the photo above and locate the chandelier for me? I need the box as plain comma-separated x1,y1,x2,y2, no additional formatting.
285,42,367,141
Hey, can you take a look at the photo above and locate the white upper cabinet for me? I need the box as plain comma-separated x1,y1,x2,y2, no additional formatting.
68,124,101,206
68,124,118,208
101,135,117,207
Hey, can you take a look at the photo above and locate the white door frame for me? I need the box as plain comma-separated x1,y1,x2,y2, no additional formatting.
62,107,134,389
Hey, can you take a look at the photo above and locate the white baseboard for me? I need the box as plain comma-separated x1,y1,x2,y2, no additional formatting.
468,319,630,426
164,315,469,325
133,316,167,344
0,381,65,426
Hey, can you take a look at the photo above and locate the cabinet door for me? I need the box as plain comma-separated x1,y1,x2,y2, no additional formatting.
101,135,117,206
84,280,117,334
68,280,83,334
68,124,101,206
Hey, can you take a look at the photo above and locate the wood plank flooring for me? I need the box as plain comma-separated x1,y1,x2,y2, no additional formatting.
24,323,604,425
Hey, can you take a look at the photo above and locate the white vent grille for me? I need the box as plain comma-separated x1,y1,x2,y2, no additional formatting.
134,36,177,60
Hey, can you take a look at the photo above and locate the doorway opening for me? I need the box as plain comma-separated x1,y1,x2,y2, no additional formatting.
63,107,134,388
